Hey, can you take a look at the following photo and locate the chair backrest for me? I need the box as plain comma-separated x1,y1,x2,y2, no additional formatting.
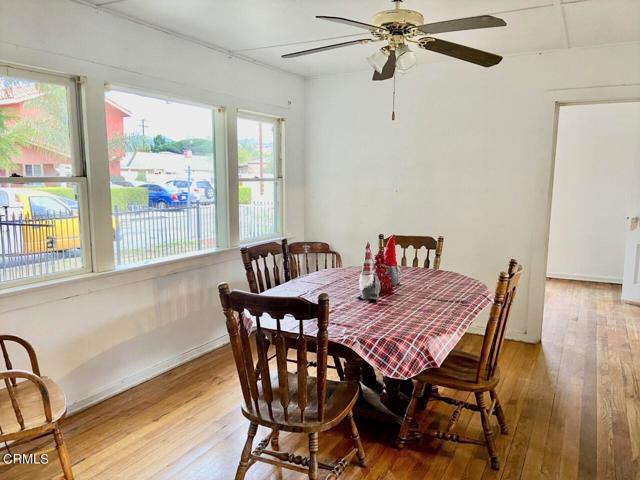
288,241,342,279
378,234,444,269
0,335,47,433
240,240,291,293
477,259,523,383
218,283,330,423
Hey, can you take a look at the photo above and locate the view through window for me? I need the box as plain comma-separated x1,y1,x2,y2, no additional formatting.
104,89,217,267
0,69,87,285
238,114,281,242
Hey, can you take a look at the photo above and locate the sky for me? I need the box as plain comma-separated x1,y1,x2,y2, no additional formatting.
106,90,273,142
106,90,213,140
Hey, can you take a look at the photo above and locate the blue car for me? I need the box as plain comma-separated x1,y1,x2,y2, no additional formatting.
139,183,189,208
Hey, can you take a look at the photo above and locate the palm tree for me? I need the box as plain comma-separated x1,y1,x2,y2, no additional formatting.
0,109,32,172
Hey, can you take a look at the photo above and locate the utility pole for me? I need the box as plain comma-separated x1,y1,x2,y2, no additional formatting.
138,119,149,151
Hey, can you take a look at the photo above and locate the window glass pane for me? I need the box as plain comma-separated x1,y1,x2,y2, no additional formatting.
0,75,75,177
239,180,279,242
0,182,85,284
238,117,275,180
104,89,217,267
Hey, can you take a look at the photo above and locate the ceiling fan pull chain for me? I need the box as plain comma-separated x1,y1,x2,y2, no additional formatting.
392,73,397,120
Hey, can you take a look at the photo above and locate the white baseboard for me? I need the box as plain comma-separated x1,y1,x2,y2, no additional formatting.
67,334,230,415
546,272,622,285
466,324,539,343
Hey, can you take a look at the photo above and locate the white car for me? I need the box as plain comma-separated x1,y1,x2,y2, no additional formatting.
165,180,202,202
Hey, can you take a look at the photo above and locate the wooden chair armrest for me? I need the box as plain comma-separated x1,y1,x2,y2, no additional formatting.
0,369,53,423
0,335,41,375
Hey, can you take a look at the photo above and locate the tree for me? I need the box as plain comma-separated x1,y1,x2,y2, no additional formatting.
151,134,168,152
22,83,71,156
124,132,149,153
0,109,32,172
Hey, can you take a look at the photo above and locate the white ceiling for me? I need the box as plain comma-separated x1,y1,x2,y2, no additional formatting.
82,0,640,77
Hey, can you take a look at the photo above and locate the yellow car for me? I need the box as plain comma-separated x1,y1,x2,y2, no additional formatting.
0,188,81,254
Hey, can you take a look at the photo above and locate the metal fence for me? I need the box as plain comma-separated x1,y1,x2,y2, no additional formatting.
0,208,83,284
1,201,278,284
113,203,217,266
240,201,277,242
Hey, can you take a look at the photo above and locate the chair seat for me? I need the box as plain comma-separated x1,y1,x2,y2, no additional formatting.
242,372,359,433
0,377,67,435
416,350,500,392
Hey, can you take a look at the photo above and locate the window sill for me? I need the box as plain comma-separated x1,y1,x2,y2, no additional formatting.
0,235,292,315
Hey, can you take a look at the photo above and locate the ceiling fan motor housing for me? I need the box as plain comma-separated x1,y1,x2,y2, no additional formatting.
371,9,424,33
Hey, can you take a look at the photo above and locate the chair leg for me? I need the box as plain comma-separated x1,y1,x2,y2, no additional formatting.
53,425,74,480
395,381,426,449
475,392,499,470
416,383,433,411
308,432,319,480
271,427,280,450
333,355,345,381
490,390,508,434
235,422,258,480
347,411,366,466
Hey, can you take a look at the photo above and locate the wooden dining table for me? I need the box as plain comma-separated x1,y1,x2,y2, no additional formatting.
260,265,493,425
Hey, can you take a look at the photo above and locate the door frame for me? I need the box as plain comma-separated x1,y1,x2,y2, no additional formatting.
533,85,640,341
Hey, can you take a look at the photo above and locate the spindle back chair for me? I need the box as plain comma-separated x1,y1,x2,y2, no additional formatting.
289,242,342,279
240,240,290,294
378,234,444,269
395,260,523,470
0,335,73,479
218,284,366,479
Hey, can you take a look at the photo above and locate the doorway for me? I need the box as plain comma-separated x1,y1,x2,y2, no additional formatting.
546,101,640,293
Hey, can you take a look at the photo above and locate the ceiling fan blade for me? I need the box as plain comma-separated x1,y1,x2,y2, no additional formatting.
317,16,385,33
282,38,373,58
420,38,503,67
372,50,396,81
417,15,506,35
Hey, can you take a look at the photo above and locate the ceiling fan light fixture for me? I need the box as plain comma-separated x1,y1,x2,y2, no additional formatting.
396,45,417,71
367,48,390,73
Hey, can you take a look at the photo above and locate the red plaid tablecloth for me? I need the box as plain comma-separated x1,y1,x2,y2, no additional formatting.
260,266,493,380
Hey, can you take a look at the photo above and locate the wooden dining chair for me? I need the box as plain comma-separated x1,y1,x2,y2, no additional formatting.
288,242,342,279
241,240,291,293
0,335,74,479
395,259,523,470
242,240,345,381
378,234,444,269
218,284,366,480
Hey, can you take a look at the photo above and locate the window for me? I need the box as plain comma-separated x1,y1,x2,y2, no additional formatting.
24,164,43,177
237,113,283,243
0,65,88,286
104,88,219,267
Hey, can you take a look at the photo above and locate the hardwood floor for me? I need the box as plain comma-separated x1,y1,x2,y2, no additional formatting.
1,279,638,479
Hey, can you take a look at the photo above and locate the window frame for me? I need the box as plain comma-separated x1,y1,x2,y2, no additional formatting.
0,63,290,292
0,64,92,288
102,85,228,268
237,111,284,244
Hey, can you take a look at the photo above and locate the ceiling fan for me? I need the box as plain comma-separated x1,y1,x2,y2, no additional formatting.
282,0,507,81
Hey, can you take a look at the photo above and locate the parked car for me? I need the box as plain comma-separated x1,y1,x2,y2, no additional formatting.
195,180,215,201
139,183,189,208
165,179,202,202
0,187,80,253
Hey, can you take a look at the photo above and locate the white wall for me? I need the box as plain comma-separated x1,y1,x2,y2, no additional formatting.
547,102,640,284
0,0,305,410
305,42,640,341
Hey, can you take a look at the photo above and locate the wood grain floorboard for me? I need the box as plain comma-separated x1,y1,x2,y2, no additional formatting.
1,279,638,479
